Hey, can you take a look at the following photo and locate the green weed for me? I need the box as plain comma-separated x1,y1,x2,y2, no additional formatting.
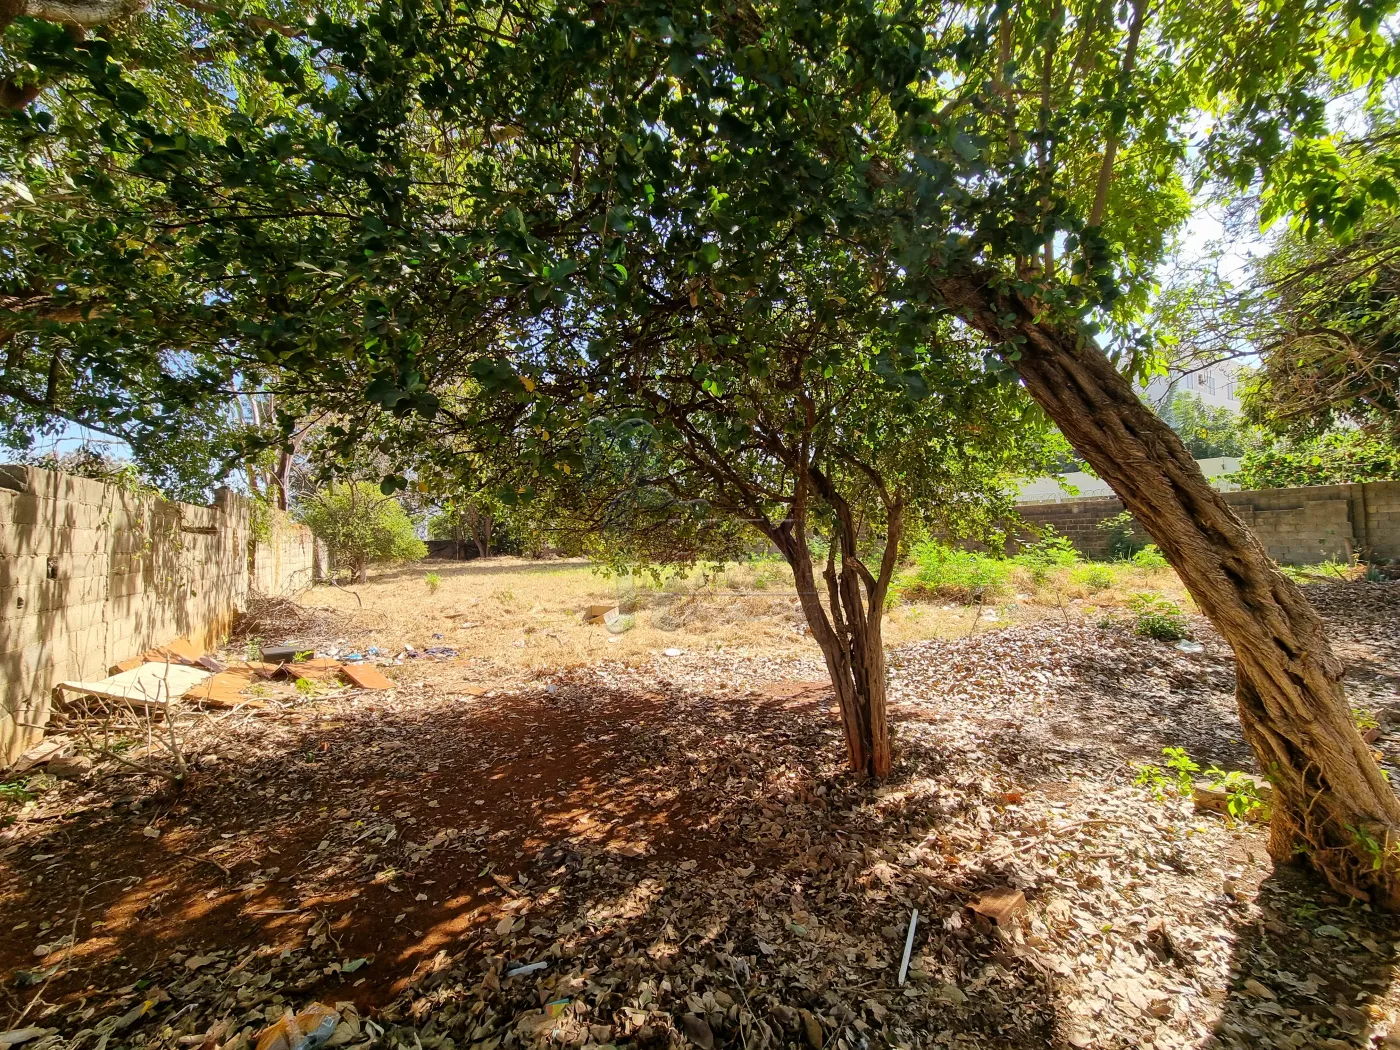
903,541,1009,603
425,571,442,593
1127,593,1187,641
1070,564,1115,592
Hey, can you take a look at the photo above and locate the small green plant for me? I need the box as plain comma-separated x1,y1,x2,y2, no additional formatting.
425,571,442,593
1070,564,1115,592
1127,593,1187,641
1014,529,1080,583
294,650,313,662
1130,544,1168,569
1204,766,1267,822
245,636,264,663
1097,510,1145,558
295,677,323,698
1135,746,1201,799
1353,707,1381,732
0,779,35,805
904,541,1009,603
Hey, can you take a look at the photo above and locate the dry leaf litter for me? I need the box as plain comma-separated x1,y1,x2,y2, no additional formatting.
1,582,1398,1050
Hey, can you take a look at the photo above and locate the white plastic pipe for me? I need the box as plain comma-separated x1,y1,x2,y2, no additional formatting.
897,909,918,986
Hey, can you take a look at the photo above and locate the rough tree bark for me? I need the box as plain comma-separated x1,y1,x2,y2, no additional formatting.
943,272,1400,907
772,478,898,779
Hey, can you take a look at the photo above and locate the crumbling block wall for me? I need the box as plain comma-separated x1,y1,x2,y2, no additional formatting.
1015,480,1400,566
0,467,312,764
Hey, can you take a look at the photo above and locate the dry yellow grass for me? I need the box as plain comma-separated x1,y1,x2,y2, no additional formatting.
302,555,1192,682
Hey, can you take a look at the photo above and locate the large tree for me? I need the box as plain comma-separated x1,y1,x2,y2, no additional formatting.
6,0,1400,902
368,245,1045,778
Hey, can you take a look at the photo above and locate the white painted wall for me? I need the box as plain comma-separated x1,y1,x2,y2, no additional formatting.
1017,457,1241,503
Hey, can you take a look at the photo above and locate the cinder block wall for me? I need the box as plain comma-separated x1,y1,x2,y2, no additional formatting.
0,466,312,763
252,512,316,596
1015,480,1400,565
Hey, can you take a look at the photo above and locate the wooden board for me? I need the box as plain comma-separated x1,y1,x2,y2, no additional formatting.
341,663,394,690
59,663,212,707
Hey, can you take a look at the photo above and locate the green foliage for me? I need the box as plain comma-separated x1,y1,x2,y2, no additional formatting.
1162,394,1252,459
1203,766,1267,822
1096,511,1146,559
905,542,1010,604
1070,564,1116,592
1354,707,1381,732
294,483,426,580
1231,430,1400,489
1135,747,1201,799
25,446,156,496
1013,529,1080,583
1131,545,1169,569
1128,594,1188,641
0,779,36,805
424,572,441,593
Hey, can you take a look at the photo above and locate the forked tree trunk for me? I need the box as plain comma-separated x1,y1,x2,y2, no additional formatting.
945,274,1400,906
788,546,892,778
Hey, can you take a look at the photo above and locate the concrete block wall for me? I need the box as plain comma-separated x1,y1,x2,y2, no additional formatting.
0,467,312,763
1014,480,1400,566
252,512,316,596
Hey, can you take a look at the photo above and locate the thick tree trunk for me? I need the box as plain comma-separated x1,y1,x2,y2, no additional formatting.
944,274,1400,906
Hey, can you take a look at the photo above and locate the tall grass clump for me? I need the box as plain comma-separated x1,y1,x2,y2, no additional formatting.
903,541,1009,603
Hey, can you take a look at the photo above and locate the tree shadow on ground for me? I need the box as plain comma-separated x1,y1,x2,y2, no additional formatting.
1205,864,1400,1048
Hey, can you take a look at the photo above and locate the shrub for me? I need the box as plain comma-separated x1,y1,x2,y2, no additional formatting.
1131,544,1169,569
1097,510,1145,558
1128,593,1188,641
295,482,427,581
425,572,442,593
1014,529,1080,583
906,541,1009,603
1070,564,1115,592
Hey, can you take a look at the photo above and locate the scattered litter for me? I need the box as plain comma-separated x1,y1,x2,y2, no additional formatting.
605,610,635,635
662,647,683,657
505,960,549,978
9,736,72,773
253,1003,340,1050
896,908,918,986
583,604,617,625
1174,639,1204,653
58,663,212,707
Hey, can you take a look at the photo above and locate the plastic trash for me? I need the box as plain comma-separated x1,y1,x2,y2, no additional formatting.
505,960,549,978
1175,640,1204,654
254,1004,340,1050
343,652,364,662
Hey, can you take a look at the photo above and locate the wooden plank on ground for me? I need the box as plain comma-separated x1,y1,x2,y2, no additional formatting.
58,663,212,707
341,663,395,690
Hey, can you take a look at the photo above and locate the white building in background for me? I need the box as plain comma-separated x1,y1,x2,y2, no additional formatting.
1138,360,1244,412
1016,457,1241,503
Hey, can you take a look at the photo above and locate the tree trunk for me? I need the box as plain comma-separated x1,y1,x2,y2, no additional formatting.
944,273,1400,906
788,544,891,778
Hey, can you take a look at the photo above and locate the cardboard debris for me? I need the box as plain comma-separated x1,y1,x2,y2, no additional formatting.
290,658,345,683
9,736,72,773
184,668,265,709
341,663,395,690
59,663,212,708
111,635,205,674
968,887,1027,928
583,604,618,625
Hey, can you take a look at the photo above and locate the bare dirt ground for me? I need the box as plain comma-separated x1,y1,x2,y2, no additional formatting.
2,569,1400,1050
